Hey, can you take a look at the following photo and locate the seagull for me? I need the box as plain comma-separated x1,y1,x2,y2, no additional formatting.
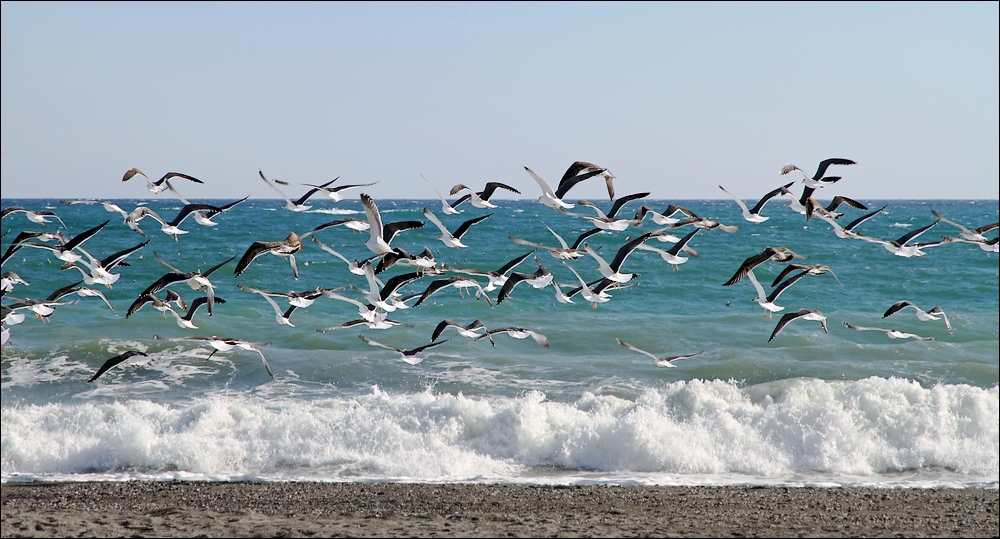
883,300,953,335
1,206,68,229
931,210,998,243
572,192,651,231
140,252,232,311
746,269,811,319
162,186,250,228
616,339,703,367
770,263,842,288
2,298,78,322
234,232,306,279
375,246,437,275
126,290,188,319
358,334,452,365
583,232,656,283
311,237,367,275
843,321,934,340
361,193,396,255
155,335,273,378
509,224,598,260
768,309,828,342
815,204,887,240
562,263,612,307
635,228,700,270
237,284,325,309
549,280,575,304
475,327,549,348
431,319,495,346
449,182,521,209
640,204,691,226
723,246,806,286
317,313,407,332
558,161,617,200
15,220,109,265
44,280,118,316
361,264,424,312
779,158,856,188
87,350,150,383
804,195,868,221
318,288,381,323
420,174,462,214
273,176,379,203
166,296,225,330
423,208,492,249
1,271,29,294
524,166,603,211
412,276,493,307
259,170,337,212
496,262,554,304
242,286,298,327
944,235,999,253
65,239,150,288
124,203,228,240
855,219,939,257
718,183,793,224
446,250,534,292
659,205,739,233
122,169,204,195
2,230,65,266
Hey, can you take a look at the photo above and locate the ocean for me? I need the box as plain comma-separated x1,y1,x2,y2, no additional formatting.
2,193,997,488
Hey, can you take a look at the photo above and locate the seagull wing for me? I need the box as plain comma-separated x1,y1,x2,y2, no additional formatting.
723,247,776,287
88,350,148,383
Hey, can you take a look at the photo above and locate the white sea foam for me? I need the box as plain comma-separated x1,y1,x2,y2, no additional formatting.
2,377,997,486
307,208,361,215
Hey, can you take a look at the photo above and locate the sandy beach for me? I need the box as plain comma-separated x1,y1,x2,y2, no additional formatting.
1,481,997,537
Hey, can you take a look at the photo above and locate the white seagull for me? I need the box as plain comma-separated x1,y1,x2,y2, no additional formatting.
358,334,452,365
273,176,379,203
583,232,656,283
883,300,953,335
259,170,336,212
635,228,700,270
421,174,462,214
616,338,703,368
122,169,204,195
718,183,793,224
843,321,933,341
422,208,492,249
449,182,521,209
768,309,828,342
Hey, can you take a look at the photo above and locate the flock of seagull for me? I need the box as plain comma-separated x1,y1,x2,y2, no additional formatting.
2,159,998,382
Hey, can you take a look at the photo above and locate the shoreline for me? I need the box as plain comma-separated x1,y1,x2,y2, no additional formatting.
3,481,998,537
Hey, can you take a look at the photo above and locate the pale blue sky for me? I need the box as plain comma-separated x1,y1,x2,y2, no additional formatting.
2,2,997,201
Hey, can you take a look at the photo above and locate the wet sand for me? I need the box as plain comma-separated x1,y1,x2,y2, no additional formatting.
2,481,997,537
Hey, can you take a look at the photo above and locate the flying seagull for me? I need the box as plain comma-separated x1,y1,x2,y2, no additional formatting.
723,246,805,287
843,321,933,341
358,334,452,365
718,183,793,224
88,350,149,383
779,158,856,187
768,309,829,342
122,169,204,195
449,182,521,209
475,327,550,348
616,338,703,368
259,169,336,212
273,176,379,203
882,300,953,335
524,166,603,211
558,161,617,200
423,208,492,249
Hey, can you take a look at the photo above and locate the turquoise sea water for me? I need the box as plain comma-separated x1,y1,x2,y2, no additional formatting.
2,195,997,487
